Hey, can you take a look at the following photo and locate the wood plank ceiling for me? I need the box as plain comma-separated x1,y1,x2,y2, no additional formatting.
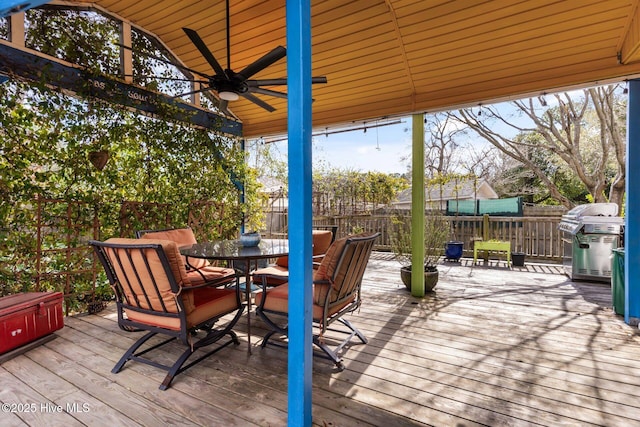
67,0,640,138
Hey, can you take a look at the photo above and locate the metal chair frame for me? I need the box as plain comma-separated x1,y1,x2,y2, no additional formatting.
90,239,244,390
255,232,379,370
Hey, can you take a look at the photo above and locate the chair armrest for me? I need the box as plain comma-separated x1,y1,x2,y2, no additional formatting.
183,275,237,291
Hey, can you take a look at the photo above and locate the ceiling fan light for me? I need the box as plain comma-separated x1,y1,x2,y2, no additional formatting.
219,91,239,101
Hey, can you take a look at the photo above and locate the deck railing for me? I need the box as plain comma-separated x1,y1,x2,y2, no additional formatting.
306,214,563,262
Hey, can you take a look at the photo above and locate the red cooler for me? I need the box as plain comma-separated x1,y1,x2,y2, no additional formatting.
0,292,64,354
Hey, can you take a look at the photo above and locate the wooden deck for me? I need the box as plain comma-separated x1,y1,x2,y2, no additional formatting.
2,253,640,426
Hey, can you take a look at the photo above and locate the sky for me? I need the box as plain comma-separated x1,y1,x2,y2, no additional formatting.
254,112,498,175
248,90,587,175
251,118,416,175
311,120,412,174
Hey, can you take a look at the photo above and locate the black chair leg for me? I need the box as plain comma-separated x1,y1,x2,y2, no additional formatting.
112,331,157,374
161,345,195,390
261,330,278,347
338,318,368,344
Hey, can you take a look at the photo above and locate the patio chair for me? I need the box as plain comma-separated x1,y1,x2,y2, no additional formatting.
255,232,380,370
136,227,236,287
90,238,244,390
251,226,337,287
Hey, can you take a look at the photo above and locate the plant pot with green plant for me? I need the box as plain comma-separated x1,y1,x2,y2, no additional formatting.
390,209,449,292
240,184,268,247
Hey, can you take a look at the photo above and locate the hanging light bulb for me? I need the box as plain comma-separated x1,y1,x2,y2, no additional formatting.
623,81,629,94
477,104,482,116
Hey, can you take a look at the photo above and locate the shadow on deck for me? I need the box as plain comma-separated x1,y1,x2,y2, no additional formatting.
2,253,639,426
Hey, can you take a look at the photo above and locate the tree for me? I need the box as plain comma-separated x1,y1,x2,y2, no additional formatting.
423,114,463,177
0,8,258,300
448,85,626,208
401,112,503,184
311,168,408,216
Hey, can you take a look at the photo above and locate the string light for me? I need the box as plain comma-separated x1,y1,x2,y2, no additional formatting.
538,94,547,106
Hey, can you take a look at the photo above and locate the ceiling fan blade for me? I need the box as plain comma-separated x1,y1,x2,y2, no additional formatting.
248,79,288,87
182,27,226,77
241,92,276,112
172,86,214,99
218,100,240,120
219,99,229,114
249,87,287,99
248,76,327,87
235,46,287,81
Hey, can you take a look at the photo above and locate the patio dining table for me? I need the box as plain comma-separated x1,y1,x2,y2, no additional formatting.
179,238,289,354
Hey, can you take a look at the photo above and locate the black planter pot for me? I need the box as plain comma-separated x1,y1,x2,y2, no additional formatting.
511,252,526,267
400,265,438,292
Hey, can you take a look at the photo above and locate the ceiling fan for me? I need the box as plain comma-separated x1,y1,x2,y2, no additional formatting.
176,0,327,115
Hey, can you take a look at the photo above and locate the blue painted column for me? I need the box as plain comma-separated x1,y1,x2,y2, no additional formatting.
625,79,640,323
286,1,314,426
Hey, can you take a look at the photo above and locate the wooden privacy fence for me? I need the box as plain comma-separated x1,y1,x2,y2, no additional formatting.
309,214,564,262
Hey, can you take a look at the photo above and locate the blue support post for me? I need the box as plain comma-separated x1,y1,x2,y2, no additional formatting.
625,79,640,324
286,1,314,426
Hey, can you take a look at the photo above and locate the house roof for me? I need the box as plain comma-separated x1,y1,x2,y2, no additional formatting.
392,177,498,205
56,0,640,138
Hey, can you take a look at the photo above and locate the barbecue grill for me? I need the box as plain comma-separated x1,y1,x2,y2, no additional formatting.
558,203,624,282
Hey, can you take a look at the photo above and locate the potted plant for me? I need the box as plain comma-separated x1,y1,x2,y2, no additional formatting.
390,209,450,292
240,206,266,247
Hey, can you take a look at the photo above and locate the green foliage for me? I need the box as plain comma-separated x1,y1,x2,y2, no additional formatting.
0,17,8,40
494,132,591,205
0,8,259,308
26,8,120,75
390,210,449,269
389,176,450,269
312,167,409,215
0,77,252,305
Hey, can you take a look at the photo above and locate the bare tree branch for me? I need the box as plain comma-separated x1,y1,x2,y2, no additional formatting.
447,85,626,208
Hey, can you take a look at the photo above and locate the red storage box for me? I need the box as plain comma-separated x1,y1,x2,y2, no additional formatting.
0,291,64,354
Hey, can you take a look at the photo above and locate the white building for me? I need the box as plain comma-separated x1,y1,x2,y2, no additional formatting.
390,177,499,211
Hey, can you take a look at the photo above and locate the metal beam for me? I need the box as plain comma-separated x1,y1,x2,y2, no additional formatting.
0,41,242,136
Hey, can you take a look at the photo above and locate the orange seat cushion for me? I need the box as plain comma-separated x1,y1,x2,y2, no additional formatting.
251,264,289,286
255,282,352,320
187,287,239,328
275,230,333,268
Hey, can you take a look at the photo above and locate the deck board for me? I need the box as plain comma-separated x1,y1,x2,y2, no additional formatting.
2,253,639,426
